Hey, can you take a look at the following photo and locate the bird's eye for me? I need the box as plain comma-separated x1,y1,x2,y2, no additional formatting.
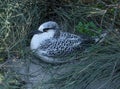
43,28,50,32
43,28,54,32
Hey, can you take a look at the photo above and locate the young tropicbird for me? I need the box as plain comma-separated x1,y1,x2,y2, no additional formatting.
30,21,106,64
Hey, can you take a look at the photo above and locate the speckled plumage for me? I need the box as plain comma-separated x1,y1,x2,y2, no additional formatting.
30,21,97,63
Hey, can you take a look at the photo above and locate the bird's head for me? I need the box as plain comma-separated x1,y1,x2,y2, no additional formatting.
30,21,60,36
38,21,60,32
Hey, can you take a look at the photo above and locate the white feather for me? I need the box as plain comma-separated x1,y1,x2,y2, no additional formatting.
30,30,55,50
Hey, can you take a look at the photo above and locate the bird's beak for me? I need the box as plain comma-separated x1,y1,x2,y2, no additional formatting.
29,30,43,36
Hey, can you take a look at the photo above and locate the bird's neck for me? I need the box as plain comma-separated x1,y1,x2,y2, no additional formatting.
30,30,55,50
53,30,60,38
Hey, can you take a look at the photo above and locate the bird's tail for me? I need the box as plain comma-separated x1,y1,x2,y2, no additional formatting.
94,32,107,43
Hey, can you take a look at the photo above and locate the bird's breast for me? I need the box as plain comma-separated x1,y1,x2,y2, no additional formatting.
30,32,54,50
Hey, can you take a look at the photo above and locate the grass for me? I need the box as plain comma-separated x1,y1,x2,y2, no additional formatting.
48,34,120,89
0,0,120,89
75,21,102,36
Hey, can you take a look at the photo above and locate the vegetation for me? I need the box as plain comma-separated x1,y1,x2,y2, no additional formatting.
0,0,120,89
75,21,102,36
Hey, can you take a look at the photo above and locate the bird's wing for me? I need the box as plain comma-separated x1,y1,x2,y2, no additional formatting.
36,32,96,62
39,32,96,58
39,35,84,58
60,32,95,47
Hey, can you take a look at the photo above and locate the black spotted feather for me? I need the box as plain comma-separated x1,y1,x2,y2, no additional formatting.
37,31,95,60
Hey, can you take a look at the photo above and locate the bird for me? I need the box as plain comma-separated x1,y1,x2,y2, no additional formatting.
30,21,106,64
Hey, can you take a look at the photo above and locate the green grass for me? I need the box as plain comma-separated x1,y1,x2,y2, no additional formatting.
0,0,120,89
75,21,102,36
